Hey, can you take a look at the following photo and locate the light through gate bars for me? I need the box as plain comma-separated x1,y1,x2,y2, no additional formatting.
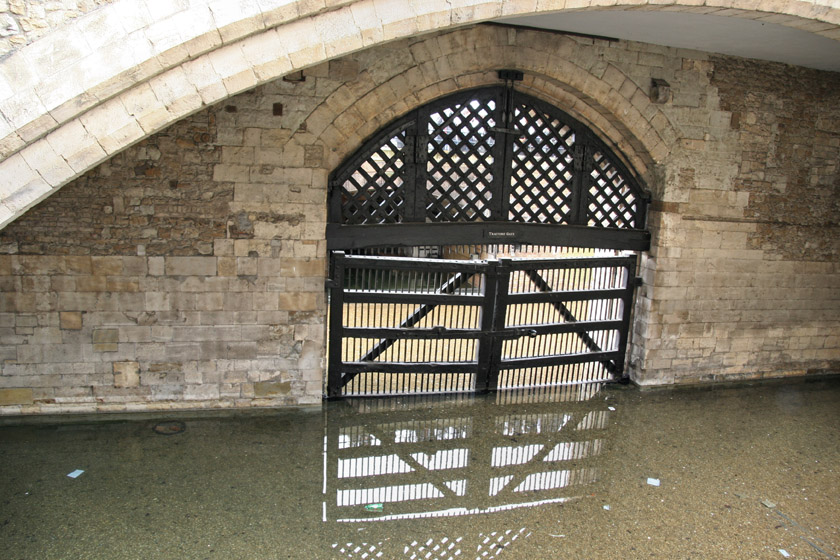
326,249,637,398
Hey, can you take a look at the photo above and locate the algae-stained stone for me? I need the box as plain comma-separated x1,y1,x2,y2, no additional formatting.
0,388,34,405
254,380,291,397
113,361,140,388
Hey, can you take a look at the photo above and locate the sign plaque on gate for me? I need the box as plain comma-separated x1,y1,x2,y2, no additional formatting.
487,231,517,239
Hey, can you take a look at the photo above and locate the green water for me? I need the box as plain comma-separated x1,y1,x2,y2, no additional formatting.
1,378,838,559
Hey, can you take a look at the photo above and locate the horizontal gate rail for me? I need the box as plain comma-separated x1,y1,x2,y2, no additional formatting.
340,363,481,374
343,327,482,339
337,253,488,273
501,321,624,337
342,293,480,305
507,289,626,304
327,222,650,252
506,256,637,271
500,351,624,369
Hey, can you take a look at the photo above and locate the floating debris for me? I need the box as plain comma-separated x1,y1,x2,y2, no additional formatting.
646,478,661,487
778,549,790,558
603,505,611,511
761,499,777,509
67,470,84,479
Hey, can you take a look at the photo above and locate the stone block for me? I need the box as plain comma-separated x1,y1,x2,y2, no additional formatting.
47,116,106,173
60,311,82,330
281,258,324,278
93,328,119,352
148,257,164,276
76,275,107,292
184,384,220,400
165,257,217,277
182,56,226,105
329,58,361,81
0,388,34,405
299,340,322,369
254,380,291,397
278,292,316,311
78,97,145,156
18,137,75,188
113,361,140,388
212,164,250,182
91,256,123,276
119,81,171,134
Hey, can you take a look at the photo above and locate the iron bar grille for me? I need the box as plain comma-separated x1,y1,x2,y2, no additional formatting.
327,246,637,398
329,86,648,234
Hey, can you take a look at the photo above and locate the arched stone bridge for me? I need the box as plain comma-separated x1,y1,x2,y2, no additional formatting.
1,0,839,229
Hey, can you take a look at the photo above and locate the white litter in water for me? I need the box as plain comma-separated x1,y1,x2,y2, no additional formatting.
778,549,790,558
603,505,611,510
646,477,661,487
608,406,616,411
67,470,84,479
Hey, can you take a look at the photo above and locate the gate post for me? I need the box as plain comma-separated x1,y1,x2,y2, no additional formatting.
326,252,346,398
475,258,512,392
475,259,497,393
487,258,512,392
615,255,639,381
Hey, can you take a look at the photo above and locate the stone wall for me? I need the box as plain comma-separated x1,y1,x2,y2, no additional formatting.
630,56,840,384
0,25,837,413
0,0,114,57
0,91,328,412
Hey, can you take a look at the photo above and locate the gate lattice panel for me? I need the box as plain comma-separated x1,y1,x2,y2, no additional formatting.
327,252,637,398
328,83,650,253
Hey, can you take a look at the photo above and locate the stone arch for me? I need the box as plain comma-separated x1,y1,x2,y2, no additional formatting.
308,27,673,185
0,0,838,228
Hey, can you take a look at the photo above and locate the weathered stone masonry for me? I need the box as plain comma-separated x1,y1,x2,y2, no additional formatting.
0,25,838,413
632,55,840,384
0,90,328,412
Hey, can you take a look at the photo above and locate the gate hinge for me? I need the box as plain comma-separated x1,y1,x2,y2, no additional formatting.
497,69,524,82
634,277,644,287
327,178,341,195
325,278,340,289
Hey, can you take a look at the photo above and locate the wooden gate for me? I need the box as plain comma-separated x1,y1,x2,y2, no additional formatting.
326,251,637,398
325,77,651,398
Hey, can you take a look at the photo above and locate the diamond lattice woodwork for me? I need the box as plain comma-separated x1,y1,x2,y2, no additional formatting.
329,85,648,239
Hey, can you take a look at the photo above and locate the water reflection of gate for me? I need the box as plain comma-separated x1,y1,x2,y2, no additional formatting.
324,385,611,559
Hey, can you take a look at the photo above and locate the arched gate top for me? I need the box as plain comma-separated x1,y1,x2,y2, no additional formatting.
327,84,651,251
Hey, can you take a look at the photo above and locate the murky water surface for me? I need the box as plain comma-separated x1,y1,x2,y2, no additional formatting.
1,378,838,559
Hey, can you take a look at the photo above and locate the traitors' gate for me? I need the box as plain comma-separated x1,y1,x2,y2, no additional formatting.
325,74,650,398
